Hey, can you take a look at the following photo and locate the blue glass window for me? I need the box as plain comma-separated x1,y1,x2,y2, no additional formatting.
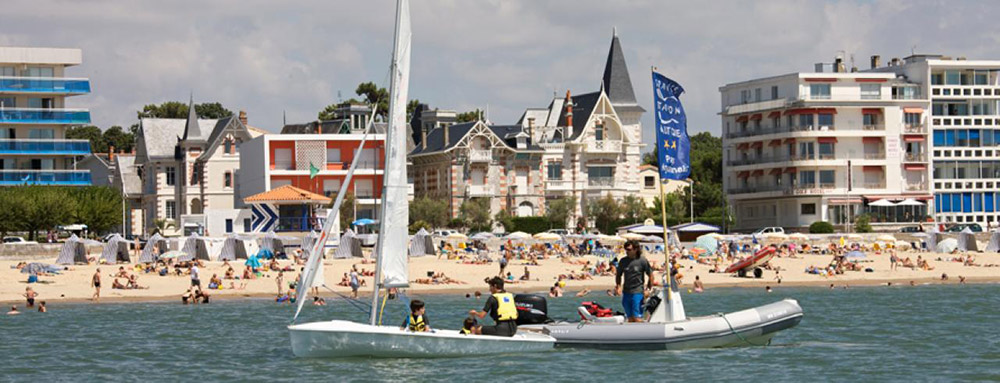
936,194,942,213
933,131,945,146
945,130,956,146
986,192,995,213
952,194,962,213
974,193,983,212
941,194,950,212
957,130,968,146
962,193,972,213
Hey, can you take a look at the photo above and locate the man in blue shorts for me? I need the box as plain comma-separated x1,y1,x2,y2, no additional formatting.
615,240,654,322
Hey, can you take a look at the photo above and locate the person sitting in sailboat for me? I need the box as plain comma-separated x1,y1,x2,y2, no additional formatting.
468,277,518,337
401,300,431,332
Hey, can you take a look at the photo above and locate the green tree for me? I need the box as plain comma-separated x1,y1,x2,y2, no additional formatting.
809,221,835,234
456,109,483,123
545,196,576,230
407,99,421,121
339,192,356,231
854,214,873,233
0,188,27,237
649,191,688,227
318,98,363,121
586,195,622,234
21,187,76,241
152,218,175,236
71,187,123,235
409,220,432,235
459,198,492,232
494,209,515,232
620,195,649,225
138,101,233,119
66,125,107,153
355,82,389,119
410,197,450,228
101,125,135,153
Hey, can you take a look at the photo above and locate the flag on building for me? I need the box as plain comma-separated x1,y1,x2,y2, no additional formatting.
652,71,691,180
309,162,320,179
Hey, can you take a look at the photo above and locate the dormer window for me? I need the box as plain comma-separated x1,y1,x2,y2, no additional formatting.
595,123,605,141
224,139,233,154
516,136,527,149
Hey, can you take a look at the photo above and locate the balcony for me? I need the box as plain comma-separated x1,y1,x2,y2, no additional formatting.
905,182,927,191
584,140,622,153
903,153,928,162
0,139,91,155
0,170,91,185
859,182,886,189
724,98,790,115
863,152,886,160
588,177,616,188
546,179,573,191
0,108,91,124
0,77,91,94
863,124,884,131
467,184,495,197
904,123,927,133
468,149,491,162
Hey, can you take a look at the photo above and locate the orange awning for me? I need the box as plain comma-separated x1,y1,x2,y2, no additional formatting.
784,167,797,173
735,115,749,123
736,143,748,150
737,171,749,178
749,113,762,121
769,168,783,175
862,165,884,172
817,137,838,143
903,135,925,142
855,78,887,83
904,164,927,170
768,140,782,146
805,78,837,82
750,141,763,148
862,108,882,115
903,107,924,114
862,137,883,143
815,108,837,114
783,138,796,144
767,111,782,118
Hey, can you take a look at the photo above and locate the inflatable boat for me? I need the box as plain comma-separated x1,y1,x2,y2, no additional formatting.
519,277,802,350
725,246,777,275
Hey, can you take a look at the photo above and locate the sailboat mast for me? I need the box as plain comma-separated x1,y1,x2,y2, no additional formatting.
370,0,407,326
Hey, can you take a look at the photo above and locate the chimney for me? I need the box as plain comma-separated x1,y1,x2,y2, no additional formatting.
834,57,845,73
527,117,535,141
238,110,248,126
870,55,881,69
109,145,115,163
443,124,449,147
564,90,574,137
421,126,428,150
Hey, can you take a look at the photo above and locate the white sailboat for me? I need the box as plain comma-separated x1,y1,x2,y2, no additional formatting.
288,0,554,358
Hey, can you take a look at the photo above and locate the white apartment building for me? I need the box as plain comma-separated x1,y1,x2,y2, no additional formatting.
0,47,92,186
721,59,931,232
870,55,1000,227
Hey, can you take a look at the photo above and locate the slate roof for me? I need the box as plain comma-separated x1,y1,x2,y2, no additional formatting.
139,118,223,160
556,91,600,141
409,122,542,156
115,155,142,198
602,33,641,109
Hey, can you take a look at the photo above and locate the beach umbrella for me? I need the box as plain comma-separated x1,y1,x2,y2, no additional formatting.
641,235,663,243
694,234,719,254
447,232,468,241
504,231,531,240
936,238,958,253
245,255,263,268
598,234,625,243
470,232,494,241
159,250,185,259
877,234,896,242
256,248,275,259
581,233,600,240
894,240,912,251
621,233,646,241
533,232,561,241
844,250,866,258
352,218,376,226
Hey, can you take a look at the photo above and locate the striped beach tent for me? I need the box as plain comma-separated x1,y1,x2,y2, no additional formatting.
409,228,434,257
219,235,251,261
333,229,363,259
139,233,168,263
179,233,211,262
925,231,939,252
100,234,132,264
957,230,979,252
985,231,1000,253
55,234,88,265
301,231,320,254
262,231,290,256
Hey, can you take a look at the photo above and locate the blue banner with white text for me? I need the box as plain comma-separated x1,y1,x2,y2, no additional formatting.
652,71,690,180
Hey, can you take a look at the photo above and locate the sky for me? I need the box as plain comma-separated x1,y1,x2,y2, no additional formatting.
4,0,1000,149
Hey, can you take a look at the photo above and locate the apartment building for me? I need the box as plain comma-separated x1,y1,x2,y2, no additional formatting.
0,47,92,185
870,55,1000,227
239,104,386,232
721,58,931,232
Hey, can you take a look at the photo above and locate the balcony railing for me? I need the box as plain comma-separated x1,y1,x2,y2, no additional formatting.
585,140,622,153
0,76,91,94
588,177,616,188
467,184,495,197
864,152,886,160
726,123,889,139
905,182,927,191
0,170,91,185
860,182,886,189
0,108,91,124
468,149,491,162
0,139,91,155
904,153,928,162
904,123,927,133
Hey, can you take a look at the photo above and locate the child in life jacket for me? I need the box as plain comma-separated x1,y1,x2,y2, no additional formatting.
460,317,477,335
402,299,431,332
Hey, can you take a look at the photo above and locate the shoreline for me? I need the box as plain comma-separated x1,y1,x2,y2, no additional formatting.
4,274,996,306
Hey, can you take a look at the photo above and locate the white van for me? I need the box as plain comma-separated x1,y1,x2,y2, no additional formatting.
752,227,785,236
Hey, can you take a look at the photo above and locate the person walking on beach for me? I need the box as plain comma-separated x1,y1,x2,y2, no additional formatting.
615,240,653,323
92,268,102,302
190,263,201,294
349,268,360,299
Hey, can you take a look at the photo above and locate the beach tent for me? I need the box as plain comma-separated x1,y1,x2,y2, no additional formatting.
138,233,168,263
844,250,867,258
409,228,434,257
957,230,979,252
179,234,211,262
301,231,320,253
925,231,939,252
936,238,958,253
985,231,1000,253
262,231,292,255
100,234,132,264
219,235,251,261
693,234,719,254
669,222,722,242
55,234,89,265
333,229,363,259
667,231,682,250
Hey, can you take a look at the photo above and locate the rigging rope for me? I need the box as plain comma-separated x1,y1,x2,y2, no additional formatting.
717,312,768,347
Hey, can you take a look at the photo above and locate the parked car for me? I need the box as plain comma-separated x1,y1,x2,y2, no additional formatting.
899,226,923,233
3,236,38,245
432,230,453,237
751,227,785,236
546,229,569,236
945,223,983,233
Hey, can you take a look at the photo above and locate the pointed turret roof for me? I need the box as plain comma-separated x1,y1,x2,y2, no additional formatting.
182,94,204,142
601,30,638,107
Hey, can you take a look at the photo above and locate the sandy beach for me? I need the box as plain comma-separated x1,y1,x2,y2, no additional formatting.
4,247,999,306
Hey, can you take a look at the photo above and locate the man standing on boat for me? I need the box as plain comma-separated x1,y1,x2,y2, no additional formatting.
468,277,518,336
615,240,654,322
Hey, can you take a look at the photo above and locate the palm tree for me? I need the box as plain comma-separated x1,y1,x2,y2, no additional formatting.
152,219,175,235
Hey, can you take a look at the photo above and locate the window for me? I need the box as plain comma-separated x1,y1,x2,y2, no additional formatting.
190,165,200,186
860,84,881,100
225,219,233,233
326,148,341,165
810,84,831,99
798,114,814,128
799,171,816,187
165,200,176,219
595,124,604,141
644,176,656,188
547,162,563,180
817,113,834,127
801,203,816,215
29,129,54,139
28,98,54,109
863,114,878,126
165,166,176,186
0,96,15,108
798,142,815,159
322,179,341,197
243,218,252,232
819,170,835,186
818,143,835,158
224,171,233,188
224,139,233,154
25,67,54,77
904,113,921,126
0,66,14,76
754,88,762,102
771,86,779,100
274,148,293,170
945,70,960,85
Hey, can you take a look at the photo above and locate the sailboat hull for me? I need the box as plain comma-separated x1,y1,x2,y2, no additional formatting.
519,299,802,350
288,320,555,358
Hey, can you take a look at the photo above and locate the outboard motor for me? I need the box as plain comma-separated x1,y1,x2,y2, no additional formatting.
514,294,549,325
644,295,662,317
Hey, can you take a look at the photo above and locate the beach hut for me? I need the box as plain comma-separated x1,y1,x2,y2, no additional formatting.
179,234,211,262
985,231,1000,253
138,233,168,263
100,234,132,264
262,231,290,256
219,235,251,261
957,229,979,252
409,228,435,257
333,229,363,259
669,222,722,242
301,231,320,253
55,234,89,265
924,231,939,252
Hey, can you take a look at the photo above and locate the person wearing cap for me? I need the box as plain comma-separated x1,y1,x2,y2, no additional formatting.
615,240,654,322
468,277,518,337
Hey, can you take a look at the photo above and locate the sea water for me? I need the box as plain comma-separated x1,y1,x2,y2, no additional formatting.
2,284,999,382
